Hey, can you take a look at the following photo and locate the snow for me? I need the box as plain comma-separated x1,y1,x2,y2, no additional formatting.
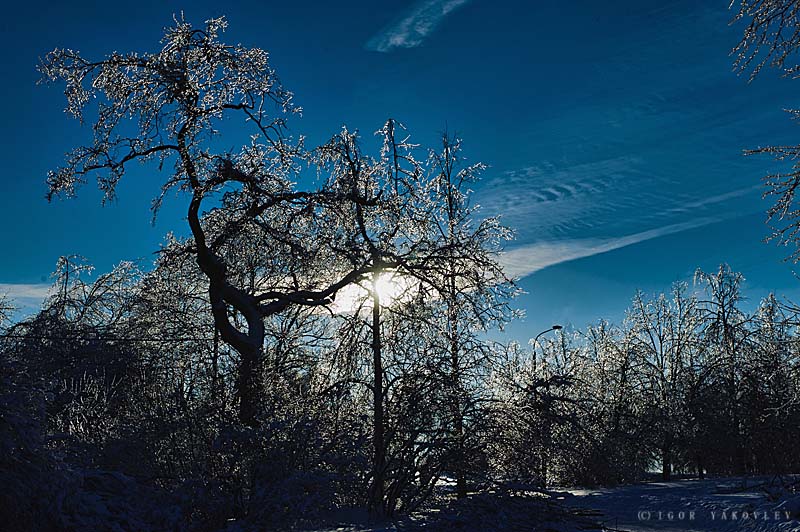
298,477,800,531
561,477,800,532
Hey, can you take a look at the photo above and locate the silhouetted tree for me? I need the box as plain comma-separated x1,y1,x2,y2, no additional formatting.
627,284,700,480
318,125,515,515
695,265,753,474
40,16,383,425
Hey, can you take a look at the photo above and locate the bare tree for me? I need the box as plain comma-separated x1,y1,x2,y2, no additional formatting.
318,124,514,515
627,284,700,480
426,133,515,498
731,1,800,261
40,16,384,425
695,264,755,474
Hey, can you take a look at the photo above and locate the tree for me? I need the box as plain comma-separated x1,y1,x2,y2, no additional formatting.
41,15,517,515
747,294,800,472
627,284,700,480
577,321,651,484
427,133,515,497
40,16,396,425
317,125,515,515
695,264,754,474
0,295,13,330
732,0,800,261
492,337,578,486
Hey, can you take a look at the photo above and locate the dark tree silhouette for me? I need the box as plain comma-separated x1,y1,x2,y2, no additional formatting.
40,17,390,425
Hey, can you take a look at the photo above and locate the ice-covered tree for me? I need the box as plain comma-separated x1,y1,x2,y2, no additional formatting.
627,284,700,480
694,264,755,474
318,125,515,515
41,17,404,425
732,0,800,261
420,133,516,497
0,296,13,329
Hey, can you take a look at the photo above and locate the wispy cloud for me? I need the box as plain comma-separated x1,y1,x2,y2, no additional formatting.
499,217,720,279
0,283,52,300
478,156,672,242
366,0,471,52
0,283,51,316
664,185,761,215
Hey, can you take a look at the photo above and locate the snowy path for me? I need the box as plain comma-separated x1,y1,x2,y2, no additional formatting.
561,478,800,532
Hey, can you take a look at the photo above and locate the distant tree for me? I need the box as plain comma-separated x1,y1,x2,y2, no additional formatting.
695,264,754,474
747,294,800,472
0,295,13,329
579,321,651,484
627,284,700,480
492,337,578,486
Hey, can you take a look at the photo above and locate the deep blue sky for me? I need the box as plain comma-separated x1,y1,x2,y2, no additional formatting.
2,0,800,340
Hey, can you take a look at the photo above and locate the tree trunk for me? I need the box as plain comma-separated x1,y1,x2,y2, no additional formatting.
542,417,551,487
662,446,672,481
449,318,467,499
236,344,262,426
454,406,467,498
212,325,220,405
184,145,269,427
369,278,385,516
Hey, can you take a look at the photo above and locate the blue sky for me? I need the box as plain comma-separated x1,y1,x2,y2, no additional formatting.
2,0,800,339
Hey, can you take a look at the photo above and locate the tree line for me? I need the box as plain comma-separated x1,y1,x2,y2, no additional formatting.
4,251,800,530
498,266,800,486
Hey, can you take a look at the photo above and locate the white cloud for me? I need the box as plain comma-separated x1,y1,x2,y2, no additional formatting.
499,217,720,279
366,0,471,52
0,283,52,300
0,283,52,316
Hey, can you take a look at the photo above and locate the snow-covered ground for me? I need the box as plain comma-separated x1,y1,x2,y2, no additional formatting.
308,477,800,531
561,477,800,532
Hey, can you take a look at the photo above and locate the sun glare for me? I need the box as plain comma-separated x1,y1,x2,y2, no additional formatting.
330,272,411,314
373,272,403,306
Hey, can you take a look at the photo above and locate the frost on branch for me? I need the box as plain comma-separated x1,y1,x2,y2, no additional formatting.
733,1,800,261
38,15,298,203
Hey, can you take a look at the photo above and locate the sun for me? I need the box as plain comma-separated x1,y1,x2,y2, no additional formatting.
373,272,404,306
330,272,411,314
